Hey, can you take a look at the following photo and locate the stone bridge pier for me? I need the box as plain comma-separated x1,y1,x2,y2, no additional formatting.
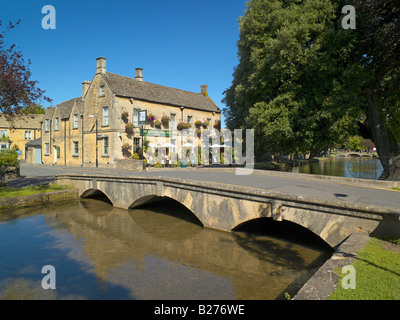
56,174,400,248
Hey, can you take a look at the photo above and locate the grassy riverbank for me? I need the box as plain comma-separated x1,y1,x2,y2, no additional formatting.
0,184,75,199
329,236,400,300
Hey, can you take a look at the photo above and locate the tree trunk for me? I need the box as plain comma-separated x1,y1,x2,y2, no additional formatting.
364,88,400,180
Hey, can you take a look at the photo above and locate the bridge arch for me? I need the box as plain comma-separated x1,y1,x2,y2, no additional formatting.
233,217,332,249
80,188,113,205
128,195,204,227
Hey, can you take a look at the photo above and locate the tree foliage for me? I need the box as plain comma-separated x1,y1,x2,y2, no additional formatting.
223,0,400,178
0,20,51,118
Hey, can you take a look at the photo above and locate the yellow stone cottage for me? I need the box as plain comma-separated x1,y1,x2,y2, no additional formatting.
39,57,221,168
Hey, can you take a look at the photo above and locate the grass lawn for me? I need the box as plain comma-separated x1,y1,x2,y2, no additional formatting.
329,237,400,300
0,184,75,199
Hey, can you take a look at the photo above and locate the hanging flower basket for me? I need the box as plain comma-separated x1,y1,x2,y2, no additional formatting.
202,120,209,129
121,111,129,122
177,122,191,130
122,143,132,158
213,119,221,130
194,120,202,129
195,128,202,138
147,113,155,123
154,119,162,128
125,122,135,134
161,115,170,127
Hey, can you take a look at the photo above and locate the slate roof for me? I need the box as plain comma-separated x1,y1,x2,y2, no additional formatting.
103,72,220,113
0,114,43,129
55,97,84,120
25,137,41,147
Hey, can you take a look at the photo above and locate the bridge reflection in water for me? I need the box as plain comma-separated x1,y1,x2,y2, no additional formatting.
0,197,331,300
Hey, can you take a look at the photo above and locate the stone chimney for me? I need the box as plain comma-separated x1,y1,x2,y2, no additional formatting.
135,68,143,81
96,57,107,74
201,84,208,94
82,80,91,98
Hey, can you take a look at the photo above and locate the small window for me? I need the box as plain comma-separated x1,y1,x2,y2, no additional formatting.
207,118,212,129
0,130,8,138
102,137,109,156
73,114,79,129
73,141,79,156
133,108,139,127
187,115,193,126
133,137,140,154
24,131,32,140
55,117,59,131
102,107,109,126
45,119,49,132
45,143,50,155
170,113,176,130
100,85,105,96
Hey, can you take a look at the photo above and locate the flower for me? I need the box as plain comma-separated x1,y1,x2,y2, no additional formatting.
154,119,162,128
161,115,170,125
177,122,191,130
125,122,134,134
121,111,129,119
213,119,221,130
147,113,155,122
132,153,140,160
202,120,209,129
194,120,202,128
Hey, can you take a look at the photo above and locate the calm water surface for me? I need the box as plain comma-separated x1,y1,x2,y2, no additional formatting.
0,199,331,300
291,156,383,180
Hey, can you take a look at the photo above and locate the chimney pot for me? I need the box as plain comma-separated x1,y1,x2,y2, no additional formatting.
201,84,208,94
96,57,107,74
135,68,143,81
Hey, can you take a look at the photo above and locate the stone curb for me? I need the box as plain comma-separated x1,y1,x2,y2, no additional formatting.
0,189,80,211
293,232,371,300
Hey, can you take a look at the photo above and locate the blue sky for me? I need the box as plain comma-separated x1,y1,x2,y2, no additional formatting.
0,0,248,126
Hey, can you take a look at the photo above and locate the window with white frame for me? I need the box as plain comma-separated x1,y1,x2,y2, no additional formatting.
170,138,176,153
207,118,212,129
187,115,193,127
45,142,50,155
55,117,59,131
170,113,176,130
45,119,49,132
73,114,79,129
102,106,109,126
102,137,109,156
0,130,8,138
73,141,79,156
133,108,139,127
24,131,32,140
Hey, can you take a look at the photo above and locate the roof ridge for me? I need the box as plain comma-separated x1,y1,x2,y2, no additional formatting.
105,72,204,96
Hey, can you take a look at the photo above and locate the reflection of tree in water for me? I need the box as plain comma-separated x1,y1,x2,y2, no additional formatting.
233,218,332,270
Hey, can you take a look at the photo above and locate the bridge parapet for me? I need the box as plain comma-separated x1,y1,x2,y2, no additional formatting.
56,174,400,248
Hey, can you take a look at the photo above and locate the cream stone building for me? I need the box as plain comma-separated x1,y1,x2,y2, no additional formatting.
39,57,221,167
0,114,42,160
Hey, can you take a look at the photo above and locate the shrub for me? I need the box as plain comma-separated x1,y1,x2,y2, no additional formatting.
0,149,19,167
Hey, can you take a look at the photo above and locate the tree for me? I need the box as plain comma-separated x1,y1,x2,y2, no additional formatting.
0,20,51,118
223,0,400,179
348,0,400,180
223,0,365,157
18,103,46,114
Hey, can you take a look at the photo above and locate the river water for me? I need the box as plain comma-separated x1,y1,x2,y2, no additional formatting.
0,198,332,300
291,156,383,180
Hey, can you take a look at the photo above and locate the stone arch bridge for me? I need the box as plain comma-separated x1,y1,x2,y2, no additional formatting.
56,173,400,248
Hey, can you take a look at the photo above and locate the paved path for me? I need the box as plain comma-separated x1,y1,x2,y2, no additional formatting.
12,163,400,211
